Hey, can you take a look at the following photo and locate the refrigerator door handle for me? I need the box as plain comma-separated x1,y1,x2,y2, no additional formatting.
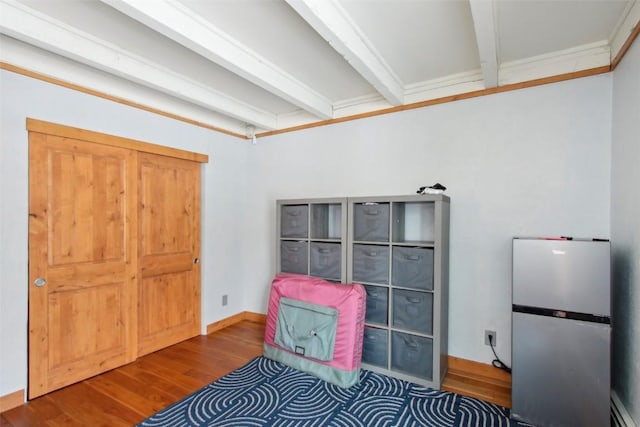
512,304,610,324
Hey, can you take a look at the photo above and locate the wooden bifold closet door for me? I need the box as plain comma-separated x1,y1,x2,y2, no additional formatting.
27,119,205,399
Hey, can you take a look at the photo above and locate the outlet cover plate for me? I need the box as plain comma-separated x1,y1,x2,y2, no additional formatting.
485,330,496,346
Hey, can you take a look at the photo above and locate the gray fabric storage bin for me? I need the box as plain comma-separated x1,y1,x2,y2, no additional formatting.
364,285,388,325
391,332,433,380
352,244,389,284
280,205,308,238
310,242,341,281
362,327,388,368
392,289,433,334
280,241,308,274
353,203,389,242
275,297,338,361
392,247,434,290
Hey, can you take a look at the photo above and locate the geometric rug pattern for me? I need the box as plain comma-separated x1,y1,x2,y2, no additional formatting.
137,356,532,427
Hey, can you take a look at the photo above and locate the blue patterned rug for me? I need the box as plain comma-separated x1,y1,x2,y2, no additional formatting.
138,356,530,426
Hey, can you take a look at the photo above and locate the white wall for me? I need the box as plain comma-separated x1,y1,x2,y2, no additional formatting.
243,74,613,365
611,36,640,424
0,67,617,402
0,70,250,398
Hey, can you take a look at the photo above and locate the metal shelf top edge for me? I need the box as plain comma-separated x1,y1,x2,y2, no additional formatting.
348,194,450,203
276,197,348,205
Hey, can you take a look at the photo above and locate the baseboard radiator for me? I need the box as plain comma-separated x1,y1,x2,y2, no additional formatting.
612,392,637,427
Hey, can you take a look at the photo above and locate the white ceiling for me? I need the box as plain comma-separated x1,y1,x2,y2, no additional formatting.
1,0,639,139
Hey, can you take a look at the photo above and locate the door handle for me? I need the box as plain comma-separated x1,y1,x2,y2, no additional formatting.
34,277,46,287
194,258,200,264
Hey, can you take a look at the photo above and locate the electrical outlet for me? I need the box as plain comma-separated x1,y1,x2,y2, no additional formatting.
222,295,228,306
485,330,496,346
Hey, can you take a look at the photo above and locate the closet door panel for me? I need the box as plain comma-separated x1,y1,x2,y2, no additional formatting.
28,132,137,398
137,153,201,356
139,272,194,337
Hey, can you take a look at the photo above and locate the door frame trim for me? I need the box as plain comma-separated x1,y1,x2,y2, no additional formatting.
26,118,208,163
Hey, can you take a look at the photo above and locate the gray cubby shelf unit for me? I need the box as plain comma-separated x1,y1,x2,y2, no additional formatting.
276,198,348,283
349,194,450,389
276,194,450,389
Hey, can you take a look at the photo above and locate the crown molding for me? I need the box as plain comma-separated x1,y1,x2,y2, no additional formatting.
404,70,485,104
499,41,610,85
611,1,640,69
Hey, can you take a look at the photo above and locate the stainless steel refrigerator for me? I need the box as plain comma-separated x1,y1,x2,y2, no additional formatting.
511,237,611,427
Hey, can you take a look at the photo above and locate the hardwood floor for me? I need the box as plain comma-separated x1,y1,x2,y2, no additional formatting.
1,319,512,426
0,321,265,427
442,356,512,408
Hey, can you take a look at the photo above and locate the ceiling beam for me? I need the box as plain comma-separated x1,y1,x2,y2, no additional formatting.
100,0,333,120
0,0,277,130
469,0,499,88
286,0,404,106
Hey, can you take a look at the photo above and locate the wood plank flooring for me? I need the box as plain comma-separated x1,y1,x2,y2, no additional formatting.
0,321,265,427
442,356,512,408
1,319,511,426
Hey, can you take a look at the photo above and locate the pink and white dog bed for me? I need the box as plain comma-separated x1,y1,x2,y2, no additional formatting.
263,273,366,388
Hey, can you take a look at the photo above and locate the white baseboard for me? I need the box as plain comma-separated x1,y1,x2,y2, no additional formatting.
612,391,638,427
